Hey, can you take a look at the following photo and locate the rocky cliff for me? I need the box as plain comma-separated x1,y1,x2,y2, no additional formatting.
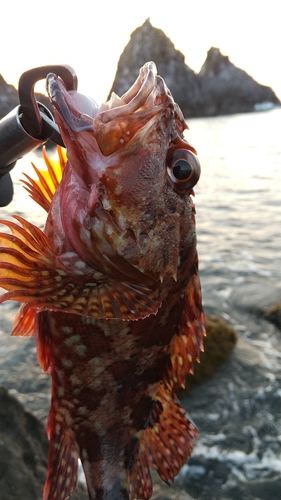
0,75,19,119
198,47,279,115
108,19,280,117
0,74,52,120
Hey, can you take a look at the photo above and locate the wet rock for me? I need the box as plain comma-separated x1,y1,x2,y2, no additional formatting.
0,75,19,119
0,73,53,120
264,301,281,329
0,385,88,500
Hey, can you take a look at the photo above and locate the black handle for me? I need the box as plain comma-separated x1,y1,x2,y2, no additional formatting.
0,64,77,207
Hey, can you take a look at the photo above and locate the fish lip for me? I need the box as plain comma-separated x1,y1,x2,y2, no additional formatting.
47,62,158,132
47,73,94,132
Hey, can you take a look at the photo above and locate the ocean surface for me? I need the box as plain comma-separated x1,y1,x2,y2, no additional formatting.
0,107,280,499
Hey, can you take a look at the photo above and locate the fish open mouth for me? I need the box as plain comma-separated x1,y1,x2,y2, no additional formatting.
46,62,179,158
47,62,158,129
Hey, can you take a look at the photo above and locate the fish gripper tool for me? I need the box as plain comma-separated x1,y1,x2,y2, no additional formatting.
0,64,78,207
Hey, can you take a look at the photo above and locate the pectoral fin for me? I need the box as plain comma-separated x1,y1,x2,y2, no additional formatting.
21,146,66,212
0,217,160,320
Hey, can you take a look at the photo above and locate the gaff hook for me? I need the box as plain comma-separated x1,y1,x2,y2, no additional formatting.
0,65,78,207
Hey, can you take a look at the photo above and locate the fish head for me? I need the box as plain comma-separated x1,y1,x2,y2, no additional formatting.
47,62,201,286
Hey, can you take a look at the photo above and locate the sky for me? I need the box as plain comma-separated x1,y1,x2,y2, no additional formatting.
1,0,280,104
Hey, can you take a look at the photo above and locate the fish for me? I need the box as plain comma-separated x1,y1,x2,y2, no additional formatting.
0,61,205,500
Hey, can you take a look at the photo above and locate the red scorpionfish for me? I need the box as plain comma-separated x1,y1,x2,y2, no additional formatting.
0,62,205,500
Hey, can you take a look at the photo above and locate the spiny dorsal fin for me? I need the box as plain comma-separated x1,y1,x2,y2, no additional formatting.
21,146,66,212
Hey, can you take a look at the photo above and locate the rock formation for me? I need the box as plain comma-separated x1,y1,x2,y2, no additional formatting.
108,19,280,117
0,385,88,500
198,47,279,115
107,18,203,117
0,74,53,120
0,75,19,119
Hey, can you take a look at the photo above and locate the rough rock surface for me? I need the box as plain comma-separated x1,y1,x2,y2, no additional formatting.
198,47,280,115
0,74,53,120
0,75,19,119
107,19,203,118
0,385,88,500
264,301,281,330
108,19,280,117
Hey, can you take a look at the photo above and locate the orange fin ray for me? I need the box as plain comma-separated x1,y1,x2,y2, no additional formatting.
43,416,78,500
129,384,198,498
11,305,35,337
0,217,160,320
21,146,66,212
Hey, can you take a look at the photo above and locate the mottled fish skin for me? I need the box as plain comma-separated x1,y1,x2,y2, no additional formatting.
0,62,205,500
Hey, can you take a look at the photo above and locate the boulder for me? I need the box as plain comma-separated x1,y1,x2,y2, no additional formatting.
0,74,53,120
0,385,88,500
264,301,281,330
0,75,19,119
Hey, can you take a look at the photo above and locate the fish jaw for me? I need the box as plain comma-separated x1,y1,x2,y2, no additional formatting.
46,62,200,285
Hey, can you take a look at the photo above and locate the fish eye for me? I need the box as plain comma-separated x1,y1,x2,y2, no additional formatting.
167,148,201,193
173,159,193,181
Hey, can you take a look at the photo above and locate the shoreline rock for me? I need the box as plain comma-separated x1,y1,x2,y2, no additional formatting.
0,385,88,500
0,74,53,120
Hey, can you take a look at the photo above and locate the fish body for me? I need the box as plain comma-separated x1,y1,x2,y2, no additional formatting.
0,62,205,500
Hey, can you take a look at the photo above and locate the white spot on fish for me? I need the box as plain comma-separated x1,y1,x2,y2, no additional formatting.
70,374,82,386
81,316,97,326
75,344,87,356
93,365,106,376
75,261,86,269
89,379,102,390
62,326,74,334
61,359,73,368
57,387,65,397
100,394,110,406
78,406,88,416
94,420,103,431
118,326,131,337
89,357,102,366
64,335,81,346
